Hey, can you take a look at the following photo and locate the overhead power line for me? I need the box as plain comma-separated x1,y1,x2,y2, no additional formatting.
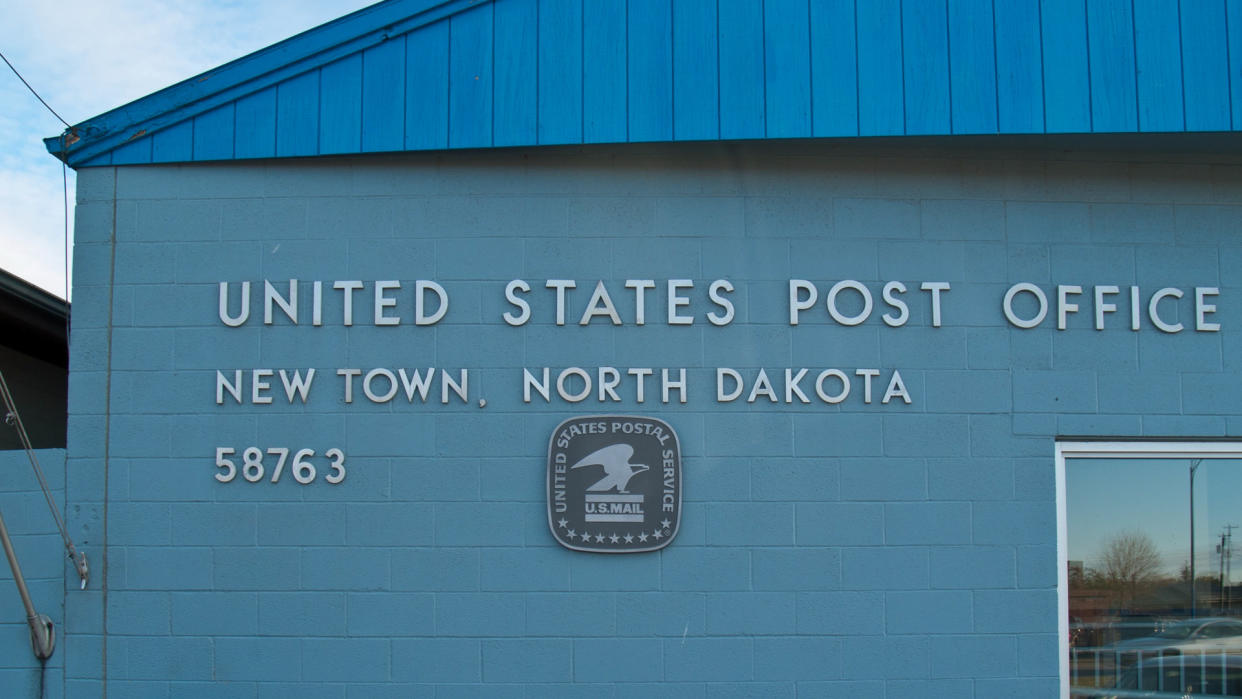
0,46,75,304
0,48,70,128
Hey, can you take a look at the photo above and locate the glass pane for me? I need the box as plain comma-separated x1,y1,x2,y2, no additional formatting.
1067,457,1242,697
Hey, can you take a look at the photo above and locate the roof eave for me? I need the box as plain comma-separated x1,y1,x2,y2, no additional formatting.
44,0,479,167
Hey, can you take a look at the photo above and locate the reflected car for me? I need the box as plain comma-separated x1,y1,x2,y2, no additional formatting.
1111,617,1242,656
1083,653,1242,697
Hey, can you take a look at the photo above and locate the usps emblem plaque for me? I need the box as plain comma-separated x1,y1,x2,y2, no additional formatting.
547,416,681,553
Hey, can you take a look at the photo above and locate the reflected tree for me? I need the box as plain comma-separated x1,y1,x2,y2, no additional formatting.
1098,530,1162,606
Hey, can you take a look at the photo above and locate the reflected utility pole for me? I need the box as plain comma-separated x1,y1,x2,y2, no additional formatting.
1222,524,1237,611
1191,459,1202,616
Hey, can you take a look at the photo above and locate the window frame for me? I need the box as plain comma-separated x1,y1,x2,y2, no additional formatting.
1056,441,1242,699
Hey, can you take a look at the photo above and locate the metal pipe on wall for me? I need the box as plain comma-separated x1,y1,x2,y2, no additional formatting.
0,370,88,589
0,507,55,659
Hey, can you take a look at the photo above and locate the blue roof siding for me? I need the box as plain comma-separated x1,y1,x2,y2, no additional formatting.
406,19,450,150
46,0,1242,167
902,0,952,136
1230,0,1242,130
628,0,675,142
493,0,537,147
109,136,149,166
718,0,766,140
948,0,998,135
1180,0,1230,132
448,2,494,148
152,120,193,161
764,0,813,138
361,38,407,151
193,104,236,161
320,54,365,154
536,0,583,145
673,0,720,141
583,0,628,142
234,87,278,158
47,0,478,166
857,0,905,137
1041,0,1092,133
810,0,859,137
993,0,1042,133
80,151,113,167
1133,0,1184,132
1086,0,1138,133
277,71,321,156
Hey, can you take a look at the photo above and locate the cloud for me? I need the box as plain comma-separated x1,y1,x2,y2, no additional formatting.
7,0,376,120
0,163,70,298
0,0,374,298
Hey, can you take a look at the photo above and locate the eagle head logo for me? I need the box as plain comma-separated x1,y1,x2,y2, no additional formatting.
570,443,649,493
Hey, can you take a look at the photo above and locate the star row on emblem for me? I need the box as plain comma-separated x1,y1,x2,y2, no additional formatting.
557,517,671,545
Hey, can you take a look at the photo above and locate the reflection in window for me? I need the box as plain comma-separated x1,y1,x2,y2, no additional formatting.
1068,457,1242,697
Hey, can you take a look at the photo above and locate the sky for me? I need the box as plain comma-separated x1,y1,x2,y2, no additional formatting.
1067,458,1242,580
0,0,376,300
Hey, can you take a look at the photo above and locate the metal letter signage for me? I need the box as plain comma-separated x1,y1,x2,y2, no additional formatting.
547,416,681,553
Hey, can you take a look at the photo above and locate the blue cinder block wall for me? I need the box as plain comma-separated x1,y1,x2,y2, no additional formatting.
0,448,66,699
50,141,1242,697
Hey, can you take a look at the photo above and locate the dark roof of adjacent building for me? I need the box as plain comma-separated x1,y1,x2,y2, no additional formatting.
0,268,68,369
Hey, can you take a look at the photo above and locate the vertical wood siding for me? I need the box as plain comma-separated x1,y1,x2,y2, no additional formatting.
809,0,857,137
538,0,583,144
406,21,450,150
362,38,407,152
583,0,628,142
994,0,1042,133
97,0,1239,166
948,0,997,135
494,0,537,146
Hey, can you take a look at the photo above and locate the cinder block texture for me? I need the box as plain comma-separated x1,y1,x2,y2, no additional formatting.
0,450,67,689
57,142,1242,693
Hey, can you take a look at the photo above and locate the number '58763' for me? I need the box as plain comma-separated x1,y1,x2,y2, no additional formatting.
215,447,346,485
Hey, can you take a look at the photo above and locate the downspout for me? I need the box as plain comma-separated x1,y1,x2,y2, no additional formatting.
0,369,91,662
0,371,89,588
0,509,55,659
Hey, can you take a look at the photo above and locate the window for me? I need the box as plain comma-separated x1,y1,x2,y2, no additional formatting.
1058,442,1242,698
